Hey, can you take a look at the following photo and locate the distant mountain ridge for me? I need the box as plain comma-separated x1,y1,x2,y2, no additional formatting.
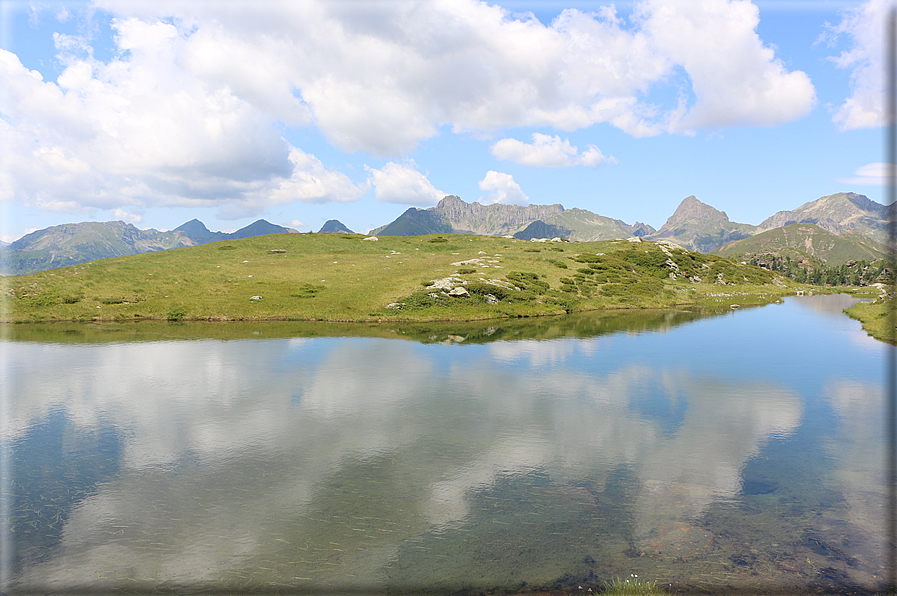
318,220,354,233
2,219,295,275
643,196,758,252
4,191,891,277
373,195,653,241
714,223,890,266
757,192,890,245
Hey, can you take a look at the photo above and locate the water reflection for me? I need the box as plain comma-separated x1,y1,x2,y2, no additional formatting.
1,297,887,593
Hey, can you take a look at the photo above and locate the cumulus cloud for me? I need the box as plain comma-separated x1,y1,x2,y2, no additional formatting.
491,133,617,167
478,171,529,206
3,0,818,216
111,208,142,224
95,0,814,147
0,21,362,219
836,162,897,186
824,0,889,130
638,0,816,132
365,161,445,207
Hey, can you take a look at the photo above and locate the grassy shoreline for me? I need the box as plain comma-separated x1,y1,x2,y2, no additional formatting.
0,232,843,325
844,296,896,344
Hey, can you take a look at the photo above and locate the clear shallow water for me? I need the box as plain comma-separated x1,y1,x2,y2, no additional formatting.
1,295,889,594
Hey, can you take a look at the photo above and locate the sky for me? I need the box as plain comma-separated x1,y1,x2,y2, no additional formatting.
0,0,893,242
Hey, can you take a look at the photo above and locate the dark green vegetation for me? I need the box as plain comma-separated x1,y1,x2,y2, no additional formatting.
744,256,891,287
2,233,805,324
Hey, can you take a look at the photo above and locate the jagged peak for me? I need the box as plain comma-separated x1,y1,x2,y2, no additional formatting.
436,195,465,209
668,196,729,222
174,218,212,234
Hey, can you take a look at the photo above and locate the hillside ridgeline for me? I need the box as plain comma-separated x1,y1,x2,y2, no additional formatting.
4,233,808,324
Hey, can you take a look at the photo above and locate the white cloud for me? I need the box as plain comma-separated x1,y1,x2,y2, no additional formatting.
825,0,889,130
478,171,529,206
491,133,617,167
365,161,445,207
836,162,897,186
92,0,814,148
287,219,307,229
111,208,142,224
0,32,364,220
638,0,816,132
2,0,817,217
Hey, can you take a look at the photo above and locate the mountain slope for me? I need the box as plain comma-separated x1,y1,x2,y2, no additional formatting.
757,192,890,245
1,222,196,276
319,220,354,233
2,219,296,275
714,223,890,266
375,195,642,241
645,196,757,252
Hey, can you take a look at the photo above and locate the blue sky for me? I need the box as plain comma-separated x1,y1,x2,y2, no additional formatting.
0,0,891,242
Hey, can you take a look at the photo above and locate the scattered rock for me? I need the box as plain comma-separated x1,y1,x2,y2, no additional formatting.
627,236,642,242
447,287,469,297
485,294,499,305
429,276,464,290
386,302,404,309
363,236,379,241
250,296,262,301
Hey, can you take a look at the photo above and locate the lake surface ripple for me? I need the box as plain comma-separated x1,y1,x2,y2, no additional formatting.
1,295,889,594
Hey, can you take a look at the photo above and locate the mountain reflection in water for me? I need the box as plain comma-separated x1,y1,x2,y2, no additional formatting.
1,296,887,593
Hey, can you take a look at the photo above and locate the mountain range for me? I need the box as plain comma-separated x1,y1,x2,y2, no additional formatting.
371,195,654,241
1,219,295,276
2,192,891,276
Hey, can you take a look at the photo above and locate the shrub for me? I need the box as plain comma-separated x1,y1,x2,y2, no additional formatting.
20,294,58,307
506,271,549,293
291,283,324,298
457,267,477,274
466,283,512,301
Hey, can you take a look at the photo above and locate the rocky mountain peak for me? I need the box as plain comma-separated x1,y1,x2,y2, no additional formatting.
666,196,730,224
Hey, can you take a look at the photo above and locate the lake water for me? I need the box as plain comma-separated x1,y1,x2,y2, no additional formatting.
1,295,890,594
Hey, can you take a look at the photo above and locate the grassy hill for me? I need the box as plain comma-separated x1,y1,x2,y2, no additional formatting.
2,233,810,324
714,223,890,266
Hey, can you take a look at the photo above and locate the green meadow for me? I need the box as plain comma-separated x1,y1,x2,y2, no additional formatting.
2,232,822,324
845,297,896,344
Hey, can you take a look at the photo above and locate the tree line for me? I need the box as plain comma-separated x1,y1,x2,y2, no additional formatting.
745,254,893,286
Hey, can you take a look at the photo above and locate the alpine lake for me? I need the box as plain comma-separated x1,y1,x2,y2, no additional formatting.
1,294,890,594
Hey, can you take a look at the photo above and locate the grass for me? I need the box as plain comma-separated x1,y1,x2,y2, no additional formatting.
1,233,815,324
599,576,663,595
844,295,896,344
